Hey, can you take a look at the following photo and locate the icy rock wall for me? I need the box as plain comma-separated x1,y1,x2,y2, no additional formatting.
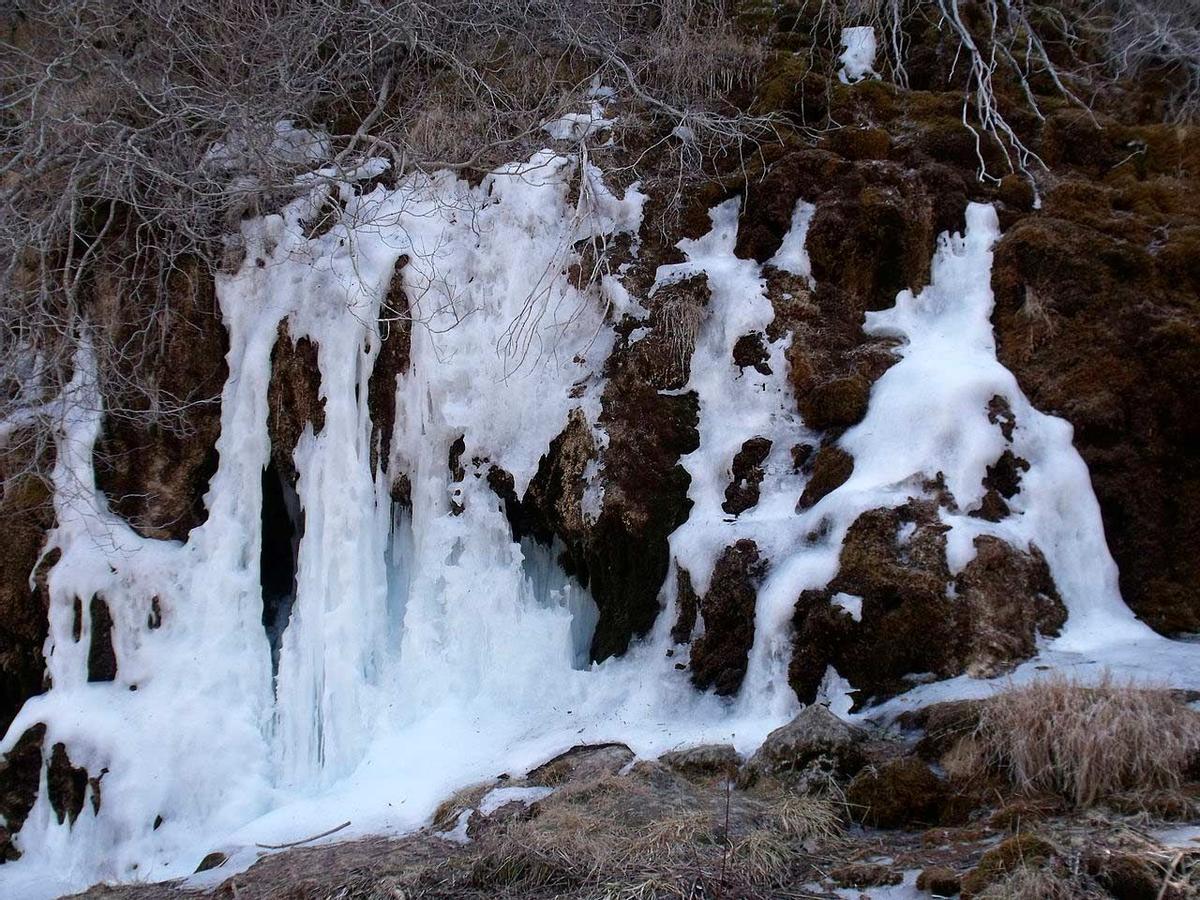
1,147,1193,897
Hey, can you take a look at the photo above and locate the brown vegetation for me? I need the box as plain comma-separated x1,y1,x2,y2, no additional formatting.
948,674,1200,810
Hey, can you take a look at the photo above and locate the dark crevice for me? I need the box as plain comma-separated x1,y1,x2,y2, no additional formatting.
86,595,117,683
260,459,302,675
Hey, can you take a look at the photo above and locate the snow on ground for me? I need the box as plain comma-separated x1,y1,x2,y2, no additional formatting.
2,151,1199,899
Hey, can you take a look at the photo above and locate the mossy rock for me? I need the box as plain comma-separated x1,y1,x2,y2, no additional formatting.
960,833,1056,898
831,862,902,888
828,78,902,125
912,116,1007,171
828,126,891,161
797,445,853,509
916,866,961,896
1085,849,1164,900
754,53,827,123
801,374,872,430
846,757,948,829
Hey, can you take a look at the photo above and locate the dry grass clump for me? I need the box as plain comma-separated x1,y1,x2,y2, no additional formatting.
973,867,1101,900
464,773,690,891
442,770,841,897
949,674,1200,809
431,782,494,832
758,793,843,843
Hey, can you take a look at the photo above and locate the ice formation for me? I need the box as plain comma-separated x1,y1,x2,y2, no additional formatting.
838,26,879,84
2,144,1198,899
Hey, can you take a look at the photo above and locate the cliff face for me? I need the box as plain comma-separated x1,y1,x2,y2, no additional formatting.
1,3,1199,892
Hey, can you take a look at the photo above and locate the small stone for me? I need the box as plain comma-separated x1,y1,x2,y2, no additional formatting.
917,865,961,896
195,851,227,873
831,862,902,888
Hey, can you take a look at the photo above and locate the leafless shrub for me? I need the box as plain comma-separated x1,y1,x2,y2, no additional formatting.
0,0,775,488
1105,0,1200,122
949,673,1200,808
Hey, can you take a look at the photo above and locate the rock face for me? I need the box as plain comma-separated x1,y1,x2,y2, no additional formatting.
91,258,227,543
789,501,1066,707
3,11,1200,882
688,540,766,696
991,142,1200,635
524,743,635,787
0,724,45,860
0,469,53,736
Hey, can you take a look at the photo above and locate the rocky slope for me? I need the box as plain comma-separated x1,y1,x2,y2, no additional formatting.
2,2,1200,894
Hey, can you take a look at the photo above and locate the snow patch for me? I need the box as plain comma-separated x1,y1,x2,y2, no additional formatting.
838,26,879,84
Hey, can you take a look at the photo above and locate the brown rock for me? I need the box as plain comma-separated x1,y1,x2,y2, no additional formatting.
954,537,1065,679
797,445,854,509
997,174,1035,212
789,501,1064,707
367,257,412,475
0,723,46,859
992,211,1200,635
658,744,740,781
731,332,771,375
1084,849,1161,900
690,540,766,696
86,595,118,683
960,833,1056,898
91,256,226,543
670,563,699,644
901,699,985,760
47,741,89,826
831,862,902,888
195,851,227,873
802,374,872,430
525,743,635,787
0,464,53,735
267,320,325,485
829,127,892,161
723,437,772,516
846,757,948,828
916,865,961,896
742,704,866,784
495,261,703,663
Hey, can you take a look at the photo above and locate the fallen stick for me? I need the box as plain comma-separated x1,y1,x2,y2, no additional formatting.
256,820,352,850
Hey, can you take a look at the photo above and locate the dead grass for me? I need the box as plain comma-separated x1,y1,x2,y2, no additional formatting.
973,867,1101,900
949,673,1200,809
432,770,841,898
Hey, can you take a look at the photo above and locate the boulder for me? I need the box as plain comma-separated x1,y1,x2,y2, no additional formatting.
658,744,741,781
960,833,1056,898
917,865,961,896
742,705,866,785
525,743,634,787
846,757,949,828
